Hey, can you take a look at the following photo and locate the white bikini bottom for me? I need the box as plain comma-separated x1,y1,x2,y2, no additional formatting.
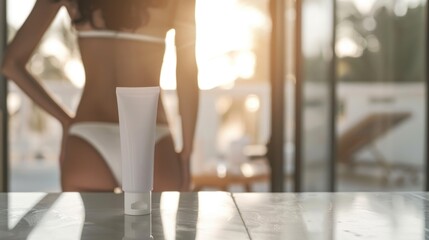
68,122,170,186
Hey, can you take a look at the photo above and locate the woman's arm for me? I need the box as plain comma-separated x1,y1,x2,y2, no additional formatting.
173,0,199,189
1,0,73,127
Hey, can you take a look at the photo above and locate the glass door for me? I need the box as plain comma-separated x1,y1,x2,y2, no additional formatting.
335,0,427,191
289,0,427,192
294,0,336,192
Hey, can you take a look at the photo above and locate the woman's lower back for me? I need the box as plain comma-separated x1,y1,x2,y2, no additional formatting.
73,37,168,123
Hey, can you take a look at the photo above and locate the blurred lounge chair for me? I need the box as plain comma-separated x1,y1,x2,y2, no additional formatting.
337,112,415,183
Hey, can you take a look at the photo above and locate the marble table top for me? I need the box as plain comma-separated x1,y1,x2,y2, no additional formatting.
0,192,428,240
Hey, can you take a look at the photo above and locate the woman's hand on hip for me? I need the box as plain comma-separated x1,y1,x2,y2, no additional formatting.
59,116,74,163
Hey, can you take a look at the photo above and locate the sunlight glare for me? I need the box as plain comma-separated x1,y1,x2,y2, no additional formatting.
362,17,377,31
40,38,69,62
160,0,267,90
64,59,85,88
7,0,35,29
217,163,227,178
30,58,45,75
8,193,47,229
215,96,233,115
7,93,21,116
351,0,377,14
160,29,177,90
245,94,260,112
195,0,265,90
241,163,255,177
394,2,408,17
160,192,180,240
336,37,363,58
234,51,256,79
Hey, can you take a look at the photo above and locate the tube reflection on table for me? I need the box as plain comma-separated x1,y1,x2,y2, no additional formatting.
123,215,152,240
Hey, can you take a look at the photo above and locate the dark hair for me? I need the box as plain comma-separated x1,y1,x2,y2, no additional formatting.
55,0,163,31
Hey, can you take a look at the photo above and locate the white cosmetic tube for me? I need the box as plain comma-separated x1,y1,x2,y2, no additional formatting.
116,87,160,215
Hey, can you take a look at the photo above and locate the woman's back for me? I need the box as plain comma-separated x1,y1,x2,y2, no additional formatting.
66,2,177,123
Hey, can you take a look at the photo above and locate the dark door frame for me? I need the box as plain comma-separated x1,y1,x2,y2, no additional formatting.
424,2,429,191
0,0,8,192
269,0,286,192
329,0,337,192
294,0,303,192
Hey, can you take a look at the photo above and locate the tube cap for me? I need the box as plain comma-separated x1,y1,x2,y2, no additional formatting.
124,192,151,215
